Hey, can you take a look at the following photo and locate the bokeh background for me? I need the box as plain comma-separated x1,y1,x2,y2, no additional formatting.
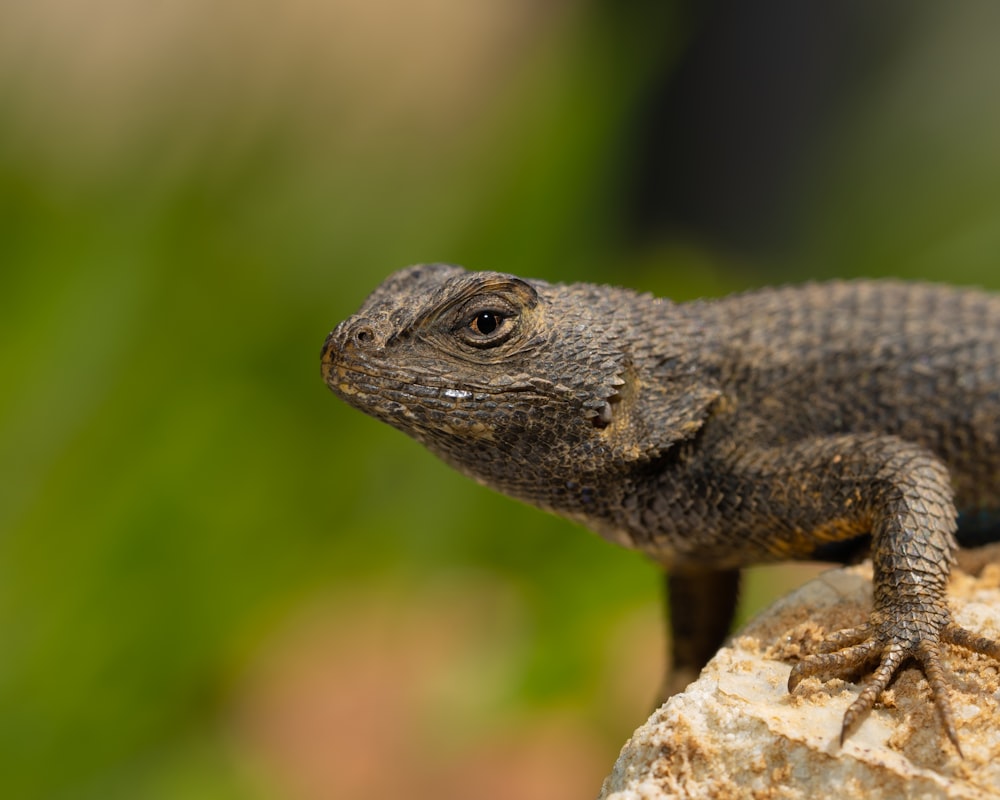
3,2,1000,798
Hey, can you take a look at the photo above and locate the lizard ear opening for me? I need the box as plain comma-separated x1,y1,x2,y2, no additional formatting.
592,400,614,429
589,362,720,462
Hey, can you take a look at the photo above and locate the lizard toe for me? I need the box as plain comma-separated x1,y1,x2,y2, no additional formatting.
787,635,880,693
942,622,1000,660
915,638,962,756
839,642,906,745
813,622,873,654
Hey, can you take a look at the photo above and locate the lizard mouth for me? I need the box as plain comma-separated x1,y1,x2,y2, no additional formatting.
324,361,554,415
325,352,558,399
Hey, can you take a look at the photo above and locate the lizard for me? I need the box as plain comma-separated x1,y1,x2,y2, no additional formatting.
321,262,1000,753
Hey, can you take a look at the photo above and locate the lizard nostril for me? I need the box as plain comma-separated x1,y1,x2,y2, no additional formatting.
354,326,375,346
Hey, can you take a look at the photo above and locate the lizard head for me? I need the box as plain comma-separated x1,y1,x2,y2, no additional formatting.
322,264,716,508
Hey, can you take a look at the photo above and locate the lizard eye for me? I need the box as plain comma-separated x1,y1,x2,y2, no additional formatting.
457,304,517,347
471,311,503,335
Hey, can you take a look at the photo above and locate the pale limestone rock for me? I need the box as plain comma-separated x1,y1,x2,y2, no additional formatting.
599,562,1000,800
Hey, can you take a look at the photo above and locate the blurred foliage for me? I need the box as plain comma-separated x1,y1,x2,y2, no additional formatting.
2,1,1000,798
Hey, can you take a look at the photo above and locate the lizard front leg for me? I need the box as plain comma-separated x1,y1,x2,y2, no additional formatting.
713,434,1000,752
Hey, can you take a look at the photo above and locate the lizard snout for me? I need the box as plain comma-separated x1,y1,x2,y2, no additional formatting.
322,317,380,364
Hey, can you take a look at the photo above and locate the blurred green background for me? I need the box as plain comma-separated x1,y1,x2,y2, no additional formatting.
3,2,1000,798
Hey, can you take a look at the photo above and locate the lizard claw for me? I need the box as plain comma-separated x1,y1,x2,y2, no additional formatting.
786,615,1000,754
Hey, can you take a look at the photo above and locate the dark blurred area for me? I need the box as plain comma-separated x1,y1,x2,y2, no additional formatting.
629,0,890,253
2,2,998,798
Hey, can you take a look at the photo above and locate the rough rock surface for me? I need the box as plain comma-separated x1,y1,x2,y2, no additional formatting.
599,562,1000,800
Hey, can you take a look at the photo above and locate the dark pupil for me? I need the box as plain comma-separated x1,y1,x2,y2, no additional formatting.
475,312,500,335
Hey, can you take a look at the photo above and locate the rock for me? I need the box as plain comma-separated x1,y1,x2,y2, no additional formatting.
599,562,1000,800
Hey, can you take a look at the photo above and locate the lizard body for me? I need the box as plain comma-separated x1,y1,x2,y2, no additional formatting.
322,263,1000,751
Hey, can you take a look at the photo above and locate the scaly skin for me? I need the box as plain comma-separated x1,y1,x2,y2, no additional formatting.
321,263,1000,752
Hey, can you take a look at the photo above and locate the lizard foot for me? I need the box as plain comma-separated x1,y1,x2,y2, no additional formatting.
787,617,1000,755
